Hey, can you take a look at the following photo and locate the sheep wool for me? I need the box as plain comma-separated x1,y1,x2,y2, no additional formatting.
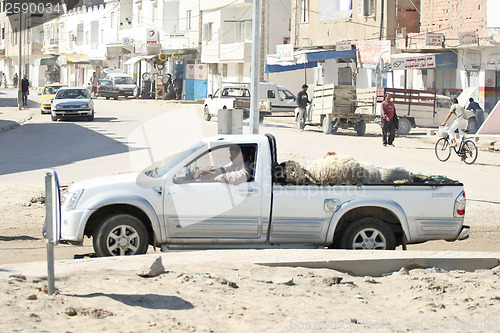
306,155,363,184
380,166,412,183
359,163,382,184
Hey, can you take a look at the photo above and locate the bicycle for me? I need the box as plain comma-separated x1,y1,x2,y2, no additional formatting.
435,131,478,164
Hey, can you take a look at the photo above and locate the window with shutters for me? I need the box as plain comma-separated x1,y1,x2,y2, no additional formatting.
300,0,309,23
358,0,375,17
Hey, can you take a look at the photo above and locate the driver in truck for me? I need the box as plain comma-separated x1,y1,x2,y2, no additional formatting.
196,145,253,185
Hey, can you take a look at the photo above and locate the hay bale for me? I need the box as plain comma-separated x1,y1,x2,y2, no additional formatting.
306,155,363,184
359,163,382,184
380,166,412,183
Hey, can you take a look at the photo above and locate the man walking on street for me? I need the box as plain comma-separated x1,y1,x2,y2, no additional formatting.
380,93,397,147
297,84,310,131
21,75,30,106
90,72,98,98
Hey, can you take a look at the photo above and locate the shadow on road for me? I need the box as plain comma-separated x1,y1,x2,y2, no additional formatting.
0,122,129,176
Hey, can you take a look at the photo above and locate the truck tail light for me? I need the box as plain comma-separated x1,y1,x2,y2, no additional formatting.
454,191,466,217
115,88,120,91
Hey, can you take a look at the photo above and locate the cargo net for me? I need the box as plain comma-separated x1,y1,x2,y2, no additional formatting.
274,152,458,185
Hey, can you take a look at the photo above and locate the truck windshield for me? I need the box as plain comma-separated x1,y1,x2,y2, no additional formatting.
143,141,205,178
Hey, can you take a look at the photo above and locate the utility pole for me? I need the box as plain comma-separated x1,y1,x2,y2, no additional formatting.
18,7,22,110
249,0,261,134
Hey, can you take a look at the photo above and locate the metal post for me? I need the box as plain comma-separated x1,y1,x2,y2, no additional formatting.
44,173,55,295
249,0,261,134
18,7,22,110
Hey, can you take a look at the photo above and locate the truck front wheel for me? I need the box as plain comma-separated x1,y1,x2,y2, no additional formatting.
340,217,396,250
93,214,149,257
204,106,212,121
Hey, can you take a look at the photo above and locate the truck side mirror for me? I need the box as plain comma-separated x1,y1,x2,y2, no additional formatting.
173,167,193,184
208,94,213,99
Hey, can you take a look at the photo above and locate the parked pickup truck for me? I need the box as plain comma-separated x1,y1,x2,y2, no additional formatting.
61,134,469,256
204,83,295,121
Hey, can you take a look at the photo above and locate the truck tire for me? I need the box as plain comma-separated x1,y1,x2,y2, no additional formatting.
322,116,333,134
204,106,211,121
93,213,149,257
354,120,366,136
340,217,396,250
397,117,411,135
467,118,478,134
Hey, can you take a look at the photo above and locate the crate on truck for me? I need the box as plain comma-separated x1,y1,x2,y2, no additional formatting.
296,84,377,136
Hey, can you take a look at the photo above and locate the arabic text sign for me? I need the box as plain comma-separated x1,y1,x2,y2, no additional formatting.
425,33,444,47
391,55,436,70
459,31,478,45
357,40,391,65
336,41,352,51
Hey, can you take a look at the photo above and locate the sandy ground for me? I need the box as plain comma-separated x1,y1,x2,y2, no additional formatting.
1,261,500,332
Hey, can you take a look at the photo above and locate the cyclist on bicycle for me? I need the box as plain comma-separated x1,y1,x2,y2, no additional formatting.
441,98,468,147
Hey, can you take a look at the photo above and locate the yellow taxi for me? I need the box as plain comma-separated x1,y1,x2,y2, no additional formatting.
40,84,67,114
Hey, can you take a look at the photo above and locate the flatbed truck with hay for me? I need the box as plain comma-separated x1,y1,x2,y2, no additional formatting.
295,84,377,136
60,134,469,257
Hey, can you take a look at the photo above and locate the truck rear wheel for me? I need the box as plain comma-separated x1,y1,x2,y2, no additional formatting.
467,118,478,134
397,118,411,135
204,106,211,121
93,214,149,257
340,217,396,250
354,120,366,136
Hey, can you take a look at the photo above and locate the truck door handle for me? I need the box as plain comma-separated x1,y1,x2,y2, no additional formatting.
236,189,259,195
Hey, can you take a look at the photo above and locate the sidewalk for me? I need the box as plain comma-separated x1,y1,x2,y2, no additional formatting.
0,249,499,278
0,88,37,133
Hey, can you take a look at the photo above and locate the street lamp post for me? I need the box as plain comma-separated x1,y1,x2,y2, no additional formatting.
18,6,22,110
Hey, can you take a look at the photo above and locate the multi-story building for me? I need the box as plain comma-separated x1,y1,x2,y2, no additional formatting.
200,0,292,94
401,0,500,112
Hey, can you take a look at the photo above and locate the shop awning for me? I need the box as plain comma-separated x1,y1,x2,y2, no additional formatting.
64,53,90,64
124,55,156,65
265,49,356,73
124,56,144,65
34,57,58,66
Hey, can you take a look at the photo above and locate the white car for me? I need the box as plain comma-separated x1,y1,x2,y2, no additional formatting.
51,87,95,121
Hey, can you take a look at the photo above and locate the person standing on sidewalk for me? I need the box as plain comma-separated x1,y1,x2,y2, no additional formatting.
380,93,397,147
21,75,30,106
2,73,7,88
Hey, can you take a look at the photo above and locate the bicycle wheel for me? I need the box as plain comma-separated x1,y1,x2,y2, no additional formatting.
435,138,451,162
461,140,478,164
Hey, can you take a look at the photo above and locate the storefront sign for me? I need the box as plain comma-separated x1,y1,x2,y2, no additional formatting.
276,44,294,61
147,29,158,44
357,40,391,65
391,55,436,70
459,31,478,45
482,54,500,70
336,41,352,51
425,33,444,47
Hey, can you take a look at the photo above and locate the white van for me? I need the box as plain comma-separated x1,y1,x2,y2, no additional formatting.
258,82,297,112
103,73,139,98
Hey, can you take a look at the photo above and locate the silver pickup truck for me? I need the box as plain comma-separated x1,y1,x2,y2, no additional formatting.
61,134,469,256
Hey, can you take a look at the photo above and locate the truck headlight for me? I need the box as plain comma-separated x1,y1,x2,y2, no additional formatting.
63,189,84,211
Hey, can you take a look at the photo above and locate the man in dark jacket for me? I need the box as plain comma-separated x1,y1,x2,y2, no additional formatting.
21,75,30,106
296,84,310,131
